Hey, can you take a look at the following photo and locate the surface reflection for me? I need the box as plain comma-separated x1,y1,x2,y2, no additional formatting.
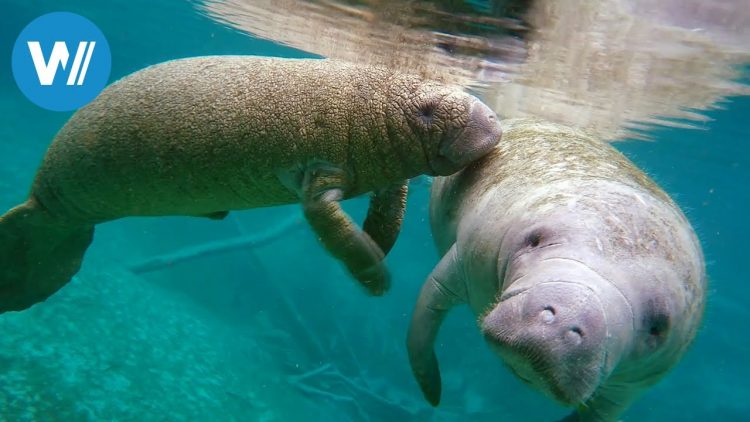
198,0,750,140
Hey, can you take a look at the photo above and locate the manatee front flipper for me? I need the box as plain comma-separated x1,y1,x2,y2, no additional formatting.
363,181,408,256
407,244,466,406
301,165,390,295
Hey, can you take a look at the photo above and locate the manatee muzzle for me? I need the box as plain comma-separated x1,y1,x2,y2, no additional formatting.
433,99,502,175
481,280,610,405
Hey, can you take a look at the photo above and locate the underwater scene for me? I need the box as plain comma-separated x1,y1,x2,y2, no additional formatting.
0,0,748,420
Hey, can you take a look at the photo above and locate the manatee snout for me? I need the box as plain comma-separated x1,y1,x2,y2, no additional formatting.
481,281,610,405
434,99,501,175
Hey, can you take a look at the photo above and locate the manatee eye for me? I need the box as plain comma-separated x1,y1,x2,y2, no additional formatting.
527,231,542,248
648,313,669,337
416,96,443,128
417,103,436,126
525,228,552,248
642,297,671,347
512,228,557,262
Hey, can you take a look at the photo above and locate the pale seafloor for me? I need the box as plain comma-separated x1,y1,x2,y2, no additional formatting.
0,0,748,421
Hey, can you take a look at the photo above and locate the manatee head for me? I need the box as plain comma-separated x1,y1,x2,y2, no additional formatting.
407,85,502,176
477,184,705,408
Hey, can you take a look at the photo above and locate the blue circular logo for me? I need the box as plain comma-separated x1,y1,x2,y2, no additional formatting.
12,12,111,112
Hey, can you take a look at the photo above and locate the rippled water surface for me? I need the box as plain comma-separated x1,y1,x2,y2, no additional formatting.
0,0,748,420
201,0,750,140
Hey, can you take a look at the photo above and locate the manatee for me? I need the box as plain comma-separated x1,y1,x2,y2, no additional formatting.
0,55,502,313
407,118,705,421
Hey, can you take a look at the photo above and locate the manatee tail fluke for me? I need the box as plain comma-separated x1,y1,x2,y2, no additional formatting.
0,200,94,313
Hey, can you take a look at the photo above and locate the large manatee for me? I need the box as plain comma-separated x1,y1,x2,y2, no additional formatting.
0,55,502,313
407,118,705,420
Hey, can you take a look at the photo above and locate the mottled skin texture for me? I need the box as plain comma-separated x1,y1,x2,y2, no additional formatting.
407,119,705,421
0,56,502,313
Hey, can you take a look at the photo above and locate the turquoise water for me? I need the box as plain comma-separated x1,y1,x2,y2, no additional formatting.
1,0,748,420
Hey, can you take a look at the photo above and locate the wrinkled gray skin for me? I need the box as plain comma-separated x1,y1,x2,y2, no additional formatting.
0,56,502,313
407,119,705,421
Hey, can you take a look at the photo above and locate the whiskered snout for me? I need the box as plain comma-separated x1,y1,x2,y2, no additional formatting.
481,281,609,405
436,99,501,174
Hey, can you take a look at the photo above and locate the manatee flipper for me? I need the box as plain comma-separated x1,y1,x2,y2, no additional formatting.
301,165,390,295
0,199,94,313
362,180,408,256
407,243,466,406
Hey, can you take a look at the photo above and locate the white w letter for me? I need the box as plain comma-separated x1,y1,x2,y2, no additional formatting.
27,41,70,86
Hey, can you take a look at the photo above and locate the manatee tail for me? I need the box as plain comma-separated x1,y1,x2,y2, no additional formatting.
0,199,94,313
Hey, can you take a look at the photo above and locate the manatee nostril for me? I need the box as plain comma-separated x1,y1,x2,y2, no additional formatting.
540,306,556,324
566,326,584,345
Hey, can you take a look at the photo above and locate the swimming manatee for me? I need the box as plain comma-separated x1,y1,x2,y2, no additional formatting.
407,118,705,420
0,55,502,313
